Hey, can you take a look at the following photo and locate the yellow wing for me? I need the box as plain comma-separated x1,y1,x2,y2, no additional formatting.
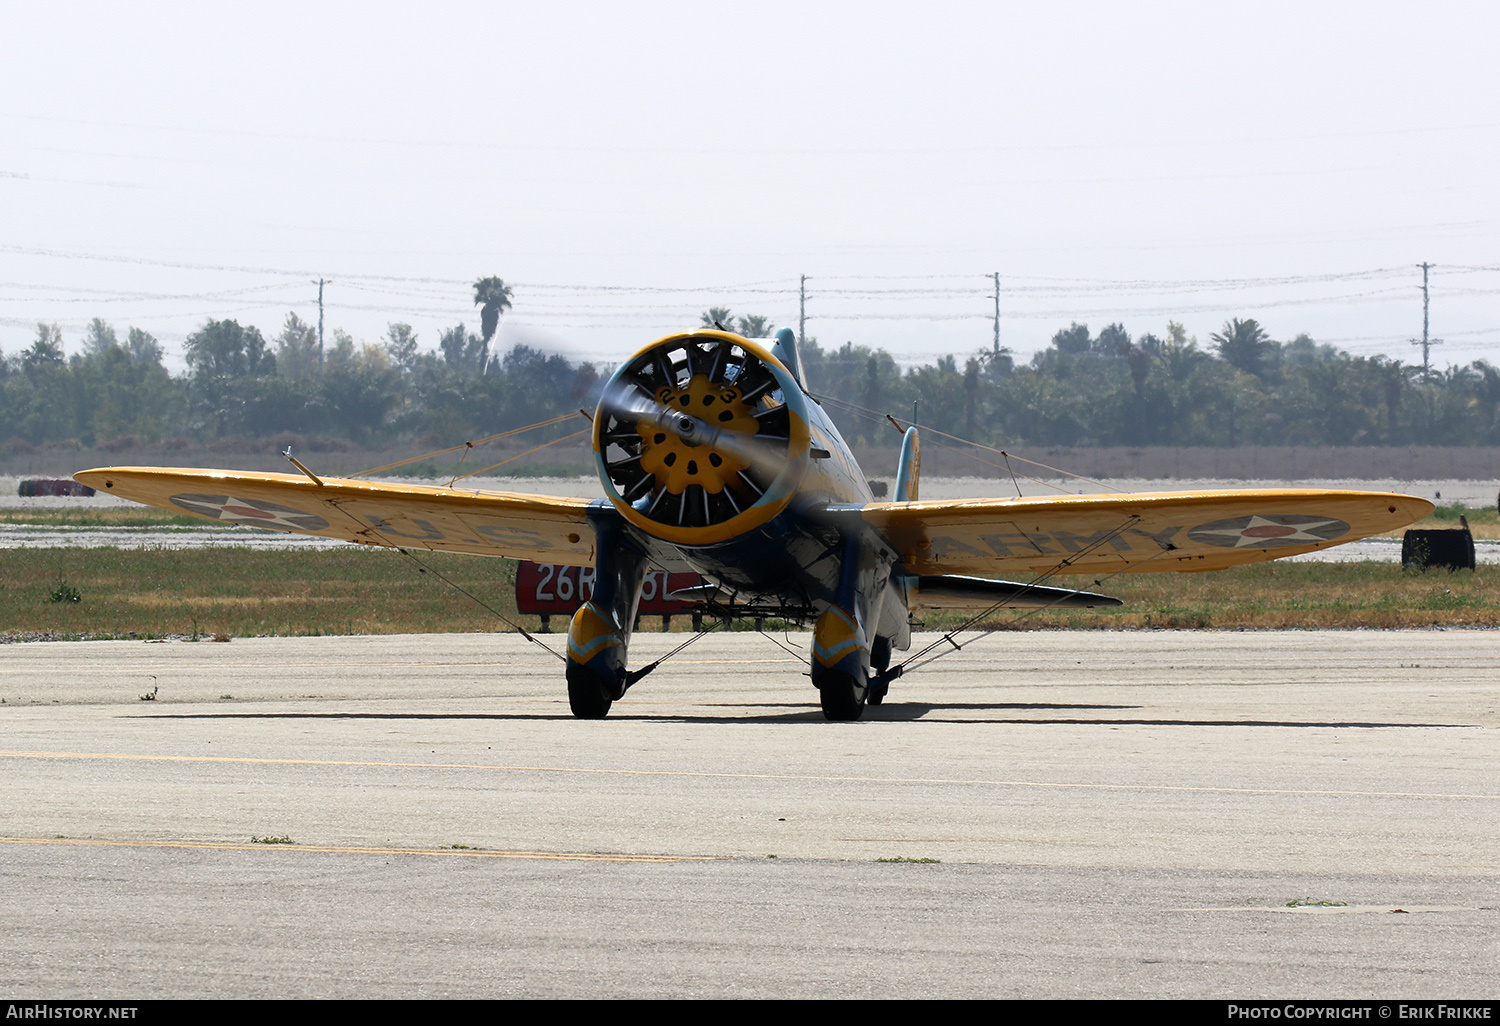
859,489,1434,575
74,467,600,565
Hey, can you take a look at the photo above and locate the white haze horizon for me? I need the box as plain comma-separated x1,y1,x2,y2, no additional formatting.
3,2,1498,374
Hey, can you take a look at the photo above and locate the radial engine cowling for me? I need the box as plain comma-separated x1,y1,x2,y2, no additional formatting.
594,331,811,545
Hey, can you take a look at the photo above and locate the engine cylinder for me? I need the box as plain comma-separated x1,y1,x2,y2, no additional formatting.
594,331,810,546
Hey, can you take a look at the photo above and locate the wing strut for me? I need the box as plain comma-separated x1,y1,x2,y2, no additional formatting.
282,447,324,487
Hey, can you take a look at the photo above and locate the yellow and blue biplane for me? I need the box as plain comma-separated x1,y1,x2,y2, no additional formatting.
77,329,1432,720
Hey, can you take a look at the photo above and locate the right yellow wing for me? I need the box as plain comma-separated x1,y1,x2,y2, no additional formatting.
74,467,602,565
857,488,1433,575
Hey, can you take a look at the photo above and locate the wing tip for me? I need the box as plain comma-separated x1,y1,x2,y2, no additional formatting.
73,468,113,489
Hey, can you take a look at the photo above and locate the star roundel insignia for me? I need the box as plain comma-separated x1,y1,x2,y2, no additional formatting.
170,493,329,532
1186,514,1350,549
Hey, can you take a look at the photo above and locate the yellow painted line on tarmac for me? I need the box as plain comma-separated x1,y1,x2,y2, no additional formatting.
3,748,1498,802
0,836,709,863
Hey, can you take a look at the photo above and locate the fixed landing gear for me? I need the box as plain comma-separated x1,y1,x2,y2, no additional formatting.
818,670,868,721
867,636,892,706
566,663,615,719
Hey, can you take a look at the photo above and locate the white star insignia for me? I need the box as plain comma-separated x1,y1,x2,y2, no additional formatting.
1189,515,1347,548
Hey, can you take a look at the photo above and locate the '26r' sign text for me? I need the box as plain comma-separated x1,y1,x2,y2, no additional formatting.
515,561,703,615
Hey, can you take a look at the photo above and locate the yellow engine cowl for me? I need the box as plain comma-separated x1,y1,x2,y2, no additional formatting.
593,331,811,546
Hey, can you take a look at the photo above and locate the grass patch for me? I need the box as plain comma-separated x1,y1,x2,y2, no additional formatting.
876,856,942,863
1,547,1497,641
49,581,81,603
1286,897,1348,907
250,835,294,845
0,547,525,640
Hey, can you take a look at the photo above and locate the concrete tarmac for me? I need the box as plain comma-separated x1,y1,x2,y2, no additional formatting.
2,629,1497,998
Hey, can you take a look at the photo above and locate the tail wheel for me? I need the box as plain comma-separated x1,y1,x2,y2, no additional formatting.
599,336,792,529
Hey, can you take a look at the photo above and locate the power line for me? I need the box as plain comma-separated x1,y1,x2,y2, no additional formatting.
6,245,1500,368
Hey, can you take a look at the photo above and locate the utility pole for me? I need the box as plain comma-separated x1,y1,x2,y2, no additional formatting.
798,274,807,348
1409,262,1442,378
991,271,1001,359
316,278,327,382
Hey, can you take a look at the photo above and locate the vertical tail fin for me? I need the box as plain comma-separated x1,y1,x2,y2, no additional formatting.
770,327,806,389
895,426,920,502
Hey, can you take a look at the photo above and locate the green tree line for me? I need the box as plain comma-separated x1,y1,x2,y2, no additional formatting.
799,317,1500,449
4,295,1498,453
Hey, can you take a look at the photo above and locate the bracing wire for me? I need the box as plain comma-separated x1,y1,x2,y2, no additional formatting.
346,412,583,480
450,427,593,483
813,391,1127,495
894,516,1140,667
322,503,567,663
624,617,728,687
882,415,1129,494
894,527,1178,678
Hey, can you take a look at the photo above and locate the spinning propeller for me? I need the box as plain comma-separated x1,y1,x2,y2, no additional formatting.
594,333,804,531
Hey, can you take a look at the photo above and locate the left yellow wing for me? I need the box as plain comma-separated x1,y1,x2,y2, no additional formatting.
74,467,601,565
858,488,1433,576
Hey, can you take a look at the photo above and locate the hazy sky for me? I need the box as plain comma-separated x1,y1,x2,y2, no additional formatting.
4,2,1498,372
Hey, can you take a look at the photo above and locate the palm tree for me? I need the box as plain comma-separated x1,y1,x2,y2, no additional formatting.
473,276,513,375
701,306,734,330
1211,318,1273,378
473,277,513,344
736,314,775,338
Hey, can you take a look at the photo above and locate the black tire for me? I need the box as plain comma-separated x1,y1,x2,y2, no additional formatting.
818,671,867,721
1402,529,1475,571
566,664,614,719
868,637,892,706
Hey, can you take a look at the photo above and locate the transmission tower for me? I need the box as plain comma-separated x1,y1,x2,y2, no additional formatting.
798,274,807,347
316,278,327,381
991,272,1001,358
1409,262,1442,377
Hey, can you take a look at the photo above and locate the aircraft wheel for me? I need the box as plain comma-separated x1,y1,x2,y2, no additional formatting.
818,671,867,721
566,664,614,719
867,637,891,705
